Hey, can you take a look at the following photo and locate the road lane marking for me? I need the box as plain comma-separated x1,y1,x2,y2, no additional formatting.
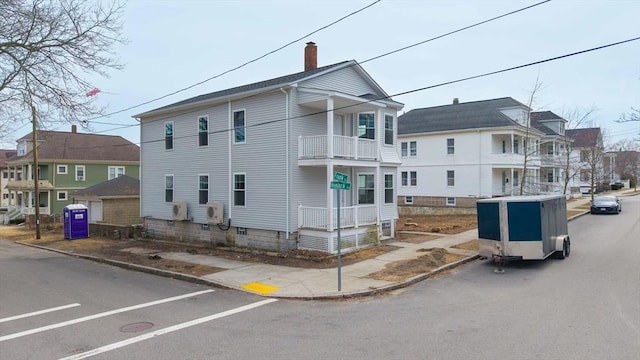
58,298,278,360
0,303,81,323
0,289,214,342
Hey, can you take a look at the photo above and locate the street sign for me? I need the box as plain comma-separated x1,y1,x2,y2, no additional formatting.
333,172,348,183
330,181,351,190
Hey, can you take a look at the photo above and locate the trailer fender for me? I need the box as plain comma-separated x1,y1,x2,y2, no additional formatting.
555,235,569,252
555,235,571,259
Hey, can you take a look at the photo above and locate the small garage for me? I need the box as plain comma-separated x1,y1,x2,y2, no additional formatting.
72,175,141,225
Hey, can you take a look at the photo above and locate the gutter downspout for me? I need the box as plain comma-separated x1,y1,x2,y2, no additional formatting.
280,87,290,241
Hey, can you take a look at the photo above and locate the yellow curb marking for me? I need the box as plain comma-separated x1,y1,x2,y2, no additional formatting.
242,282,279,295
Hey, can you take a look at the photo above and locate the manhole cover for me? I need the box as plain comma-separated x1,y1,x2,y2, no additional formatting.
120,322,154,333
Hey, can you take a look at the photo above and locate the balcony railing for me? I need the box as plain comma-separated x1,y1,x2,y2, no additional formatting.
299,135,377,160
298,204,377,230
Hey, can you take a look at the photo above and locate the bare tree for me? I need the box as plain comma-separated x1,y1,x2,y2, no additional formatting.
610,138,640,191
559,107,597,195
518,77,544,195
618,107,640,123
0,0,126,136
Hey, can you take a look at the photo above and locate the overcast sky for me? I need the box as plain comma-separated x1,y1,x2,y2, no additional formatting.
5,0,640,148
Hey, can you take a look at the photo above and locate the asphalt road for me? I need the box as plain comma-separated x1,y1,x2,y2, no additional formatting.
1,195,638,359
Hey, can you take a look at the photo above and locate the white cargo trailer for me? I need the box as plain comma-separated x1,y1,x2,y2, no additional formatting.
476,195,571,262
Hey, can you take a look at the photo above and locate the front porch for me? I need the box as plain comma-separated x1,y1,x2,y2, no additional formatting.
298,204,377,230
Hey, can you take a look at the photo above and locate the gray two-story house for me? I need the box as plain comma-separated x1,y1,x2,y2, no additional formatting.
134,43,404,253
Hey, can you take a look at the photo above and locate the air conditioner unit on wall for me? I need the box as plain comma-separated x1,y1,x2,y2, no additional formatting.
172,201,188,221
206,202,224,224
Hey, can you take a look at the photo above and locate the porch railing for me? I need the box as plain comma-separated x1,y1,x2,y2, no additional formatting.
298,205,377,230
22,206,51,215
299,135,377,160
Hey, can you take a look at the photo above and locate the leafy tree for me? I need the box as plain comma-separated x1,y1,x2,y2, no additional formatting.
0,0,126,138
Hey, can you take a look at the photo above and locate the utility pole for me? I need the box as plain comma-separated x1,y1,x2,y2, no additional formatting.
31,104,41,239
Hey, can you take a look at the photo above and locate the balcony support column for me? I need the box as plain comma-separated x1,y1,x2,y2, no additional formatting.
327,97,334,159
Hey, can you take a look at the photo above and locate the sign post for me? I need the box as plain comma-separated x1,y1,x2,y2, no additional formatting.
330,172,350,291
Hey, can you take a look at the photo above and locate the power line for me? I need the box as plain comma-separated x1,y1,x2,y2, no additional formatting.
360,0,551,65
88,0,553,133
80,0,382,124
70,36,640,149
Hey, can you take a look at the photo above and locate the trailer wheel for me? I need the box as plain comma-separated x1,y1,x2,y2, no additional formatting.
557,239,570,259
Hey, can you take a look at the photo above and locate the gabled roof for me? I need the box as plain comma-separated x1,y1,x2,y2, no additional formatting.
530,111,566,136
135,60,402,118
530,111,563,121
398,97,531,135
0,149,17,168
12,131,139,163
565,128,601,148
73,175,139,198
137,61,360,117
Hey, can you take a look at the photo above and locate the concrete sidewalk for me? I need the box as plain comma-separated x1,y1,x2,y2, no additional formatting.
18,191,629,300
124,194,596,299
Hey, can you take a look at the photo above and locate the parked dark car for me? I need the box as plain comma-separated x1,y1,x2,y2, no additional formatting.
590,195,622,214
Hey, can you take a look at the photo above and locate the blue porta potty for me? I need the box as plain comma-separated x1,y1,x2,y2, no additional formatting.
63,204,89,240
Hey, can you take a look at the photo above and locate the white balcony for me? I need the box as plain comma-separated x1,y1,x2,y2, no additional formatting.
298,204,377,231
298,135,377,161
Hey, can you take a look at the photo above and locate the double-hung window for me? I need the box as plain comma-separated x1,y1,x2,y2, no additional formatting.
108,166,125,180
447,138,455,155
401,171,417,186
384,115,394,145
234,110,246,144
165,175,173,202
401,141,417,157
447,170,455,187
384,174,394,204
358,113,375,139
234,173,246,206
358,174,375,204
75,165,85,181
165,121,174,150
198,174,209,204
198,116,209,146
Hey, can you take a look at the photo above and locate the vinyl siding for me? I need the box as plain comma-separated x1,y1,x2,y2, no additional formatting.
140,102,229,221
230,91,287,231
299,66,378,96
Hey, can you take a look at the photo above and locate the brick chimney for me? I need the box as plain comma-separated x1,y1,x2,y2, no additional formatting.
71,124,77,133
453,98,459,105
304,42,317,71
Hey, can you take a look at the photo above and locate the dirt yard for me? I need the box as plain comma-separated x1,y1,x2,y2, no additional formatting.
0,214,481,282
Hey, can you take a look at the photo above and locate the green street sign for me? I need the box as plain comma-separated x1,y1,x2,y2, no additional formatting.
333,172,348,183
330,181,351,190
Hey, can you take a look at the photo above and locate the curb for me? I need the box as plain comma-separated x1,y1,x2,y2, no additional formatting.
15,240,480,300
268,254,481,300
15,241,232,290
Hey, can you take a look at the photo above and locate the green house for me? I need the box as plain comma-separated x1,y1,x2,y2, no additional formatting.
5,126,139,220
